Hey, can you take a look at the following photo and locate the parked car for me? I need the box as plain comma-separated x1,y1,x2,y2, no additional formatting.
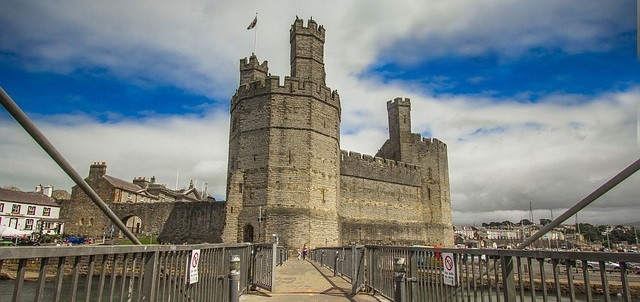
586,261,600,270
605,261,620,271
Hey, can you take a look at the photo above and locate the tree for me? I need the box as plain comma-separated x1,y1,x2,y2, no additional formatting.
519,219,533,226
539,219,552,226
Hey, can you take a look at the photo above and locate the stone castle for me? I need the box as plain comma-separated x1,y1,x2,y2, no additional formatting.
222,17,453,248
60,17,453,248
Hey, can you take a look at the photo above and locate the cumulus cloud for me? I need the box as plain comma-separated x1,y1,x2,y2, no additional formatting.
0,109,230,199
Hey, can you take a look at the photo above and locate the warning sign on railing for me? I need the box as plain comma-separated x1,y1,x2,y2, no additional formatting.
189,249,200,284
443,252,456,286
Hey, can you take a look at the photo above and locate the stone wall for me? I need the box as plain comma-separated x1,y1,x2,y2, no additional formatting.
340,150,420,187
60,197,226,243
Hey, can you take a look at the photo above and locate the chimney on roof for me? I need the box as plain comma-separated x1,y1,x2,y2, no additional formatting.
35,184,43,193
133,177,150,189
43,185,53,197
89,161,107,180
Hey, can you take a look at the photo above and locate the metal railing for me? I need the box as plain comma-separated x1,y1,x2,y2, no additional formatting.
313,245,640,302
310,245,365,293
0,243,255,302
252,243,277,292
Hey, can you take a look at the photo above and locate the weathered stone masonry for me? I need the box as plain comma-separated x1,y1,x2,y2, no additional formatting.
224,17,454,248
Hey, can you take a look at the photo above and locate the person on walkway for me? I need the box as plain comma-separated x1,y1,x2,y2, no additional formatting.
302,244,308,260
297,248,301,260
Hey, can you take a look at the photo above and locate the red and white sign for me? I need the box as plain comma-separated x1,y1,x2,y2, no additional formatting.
443,253,456,286
189,249,200,284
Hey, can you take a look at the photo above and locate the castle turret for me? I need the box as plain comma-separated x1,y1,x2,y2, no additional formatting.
290,17,326,85
379,98,418,162
240,54,268,86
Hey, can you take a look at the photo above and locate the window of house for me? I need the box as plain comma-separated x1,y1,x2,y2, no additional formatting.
27,206,36,215
0,203,4,212
11,204,21,214
79,218,85,226
43,207,51,216
25,219,33,230
89,218,94,226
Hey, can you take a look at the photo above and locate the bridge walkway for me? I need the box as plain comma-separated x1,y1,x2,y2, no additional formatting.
240,259,389,302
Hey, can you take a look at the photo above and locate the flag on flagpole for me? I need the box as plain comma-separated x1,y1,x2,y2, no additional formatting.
247,15,257,30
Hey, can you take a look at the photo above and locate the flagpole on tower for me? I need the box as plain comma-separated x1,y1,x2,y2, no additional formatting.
247,13,258,55
254,13,258,55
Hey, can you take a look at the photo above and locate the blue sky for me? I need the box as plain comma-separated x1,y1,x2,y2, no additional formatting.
366,31,638,102
0,0,638,225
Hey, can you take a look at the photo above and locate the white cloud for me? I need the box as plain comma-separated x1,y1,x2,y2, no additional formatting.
0,110,230,200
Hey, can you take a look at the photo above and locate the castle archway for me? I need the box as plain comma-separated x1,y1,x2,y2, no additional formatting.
243,224,254,243
123,215,142,235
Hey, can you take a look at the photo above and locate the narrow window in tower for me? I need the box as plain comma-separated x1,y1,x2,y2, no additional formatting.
323,120,326,128
322,189,326,202
238,183,243,193
232,117,237,132
288,150,292,165
403,115,407,124
253,154,257,161
427,187,431,200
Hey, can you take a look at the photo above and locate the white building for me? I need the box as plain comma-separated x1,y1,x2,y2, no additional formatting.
0,186,64,236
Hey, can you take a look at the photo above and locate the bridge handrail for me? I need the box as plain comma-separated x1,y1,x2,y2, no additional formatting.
312,245,640,302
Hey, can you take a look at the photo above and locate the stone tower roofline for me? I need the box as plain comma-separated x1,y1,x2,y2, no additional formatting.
240,54,268,73
340,150,419,170
387,97,411,109
231,75,340,110
290,17,325,42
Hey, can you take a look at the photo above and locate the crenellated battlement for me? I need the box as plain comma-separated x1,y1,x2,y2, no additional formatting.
232,75,340,108
240,55,268,73
290,17,325,42
420,137,447,151
340,150,421,187
387,97,411,109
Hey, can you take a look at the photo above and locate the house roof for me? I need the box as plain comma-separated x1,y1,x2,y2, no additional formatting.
103,175,144,192
0,188,59,207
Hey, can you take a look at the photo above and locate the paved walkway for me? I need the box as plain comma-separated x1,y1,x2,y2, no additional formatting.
240,259,389,302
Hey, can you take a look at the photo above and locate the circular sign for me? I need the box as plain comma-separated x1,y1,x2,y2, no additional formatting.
444,255,454,271
192,252,199,268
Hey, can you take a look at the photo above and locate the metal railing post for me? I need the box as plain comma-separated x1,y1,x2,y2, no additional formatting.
334,251,339,277
351,245,358,293
394,257,405,302
229,255,240,302
500,255,517,302
141,251,159,301
271,243,277,292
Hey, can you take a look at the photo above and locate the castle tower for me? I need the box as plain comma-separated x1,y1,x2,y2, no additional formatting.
290,17,325,85
376,98,454,246
225,18,341,249
385,98,417,162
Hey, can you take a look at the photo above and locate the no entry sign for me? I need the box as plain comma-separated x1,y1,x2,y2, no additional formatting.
443,253,456,286
189,249,200,284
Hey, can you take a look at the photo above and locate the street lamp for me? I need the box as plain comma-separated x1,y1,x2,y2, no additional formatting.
272,233,278,245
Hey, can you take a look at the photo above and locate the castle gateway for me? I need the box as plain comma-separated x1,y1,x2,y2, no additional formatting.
223,17,453,248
